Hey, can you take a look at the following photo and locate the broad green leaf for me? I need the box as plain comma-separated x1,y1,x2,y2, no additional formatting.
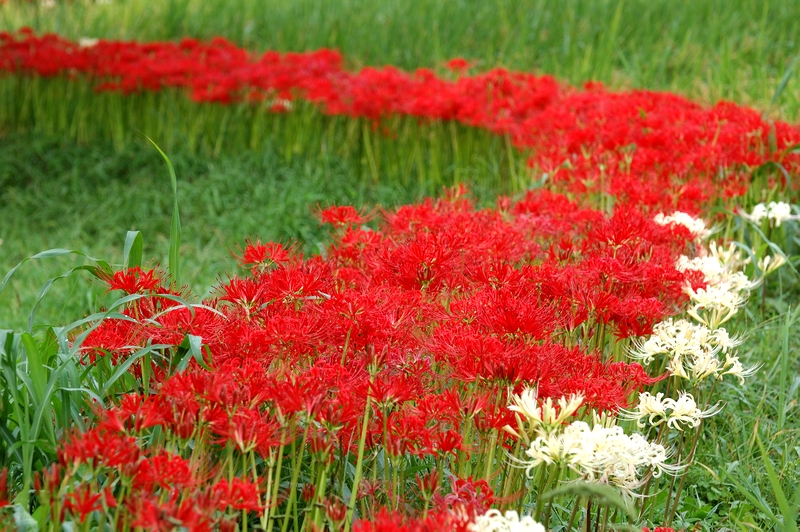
20,333,46,403
123,230,144,269
756,435,798,532
100,343,173,398
144,135,181,287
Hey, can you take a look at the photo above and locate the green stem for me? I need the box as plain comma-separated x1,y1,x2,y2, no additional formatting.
483,429,499,482
345,392,373,531
566,495,582,532
281,422,310,532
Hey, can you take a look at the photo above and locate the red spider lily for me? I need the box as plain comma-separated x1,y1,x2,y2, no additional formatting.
64,484,102,523
209,407,283,456
98,266,161,294
3,32,772,524
211,478,262,511
445,58,472,73
0,468,10,508
354,508,472,532
319,205,370,227
59,428,141,471
434,476,494,519
233,239,298,273
132,451,196,492
126,492,213,532
323,497,348,526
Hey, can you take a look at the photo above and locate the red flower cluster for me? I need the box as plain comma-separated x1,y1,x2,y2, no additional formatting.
2,29,798,211
58,186,707,528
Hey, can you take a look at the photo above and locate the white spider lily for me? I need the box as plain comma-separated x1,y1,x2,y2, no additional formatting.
630,319,754,384
507,388,583,436
518,420,680,499
740,201,799,227
620,392,722,431
470,510,545,532
654,211,710,239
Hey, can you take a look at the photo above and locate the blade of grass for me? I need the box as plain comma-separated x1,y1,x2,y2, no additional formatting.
756,435,798,532
123,230,144,269
144,135,181,288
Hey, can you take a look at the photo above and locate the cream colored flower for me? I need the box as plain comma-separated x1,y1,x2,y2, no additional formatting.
519,420,680,499
758,254,787,276
740,201,799,227
470,510,546,532
654,211,710,239
666,392,722,430
507,387,542,424
629,319,753,384
721,353,761,385
508,388,583,436
79,38,100,48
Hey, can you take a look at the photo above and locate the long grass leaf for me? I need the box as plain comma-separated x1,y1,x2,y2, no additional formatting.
123,230,144,269
143,135,181,287
0,249,109,296
756,435,798,532
727,473,779,523
99,343,172,398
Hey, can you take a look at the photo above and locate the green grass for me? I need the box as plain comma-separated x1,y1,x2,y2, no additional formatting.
688,307,800,531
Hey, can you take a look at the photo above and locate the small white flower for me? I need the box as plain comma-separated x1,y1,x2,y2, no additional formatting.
78,37,100,48
654,211,709,239
629,319,752,384
740,202,799,227
758,254,787,276
508,388,583,436
677,241,758,329
618,392,669,428
665,392,722,430
766,202,795,227
711,328,743,353
739,203,768,225
721,353,760,385
519,419,680,499
508,388,542,425
470,509,546,532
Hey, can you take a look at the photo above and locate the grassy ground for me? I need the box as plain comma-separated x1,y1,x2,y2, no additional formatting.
1,1,799,529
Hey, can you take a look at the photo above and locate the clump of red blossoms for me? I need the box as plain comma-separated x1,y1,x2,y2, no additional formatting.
1,30,798,212
42,186,715,529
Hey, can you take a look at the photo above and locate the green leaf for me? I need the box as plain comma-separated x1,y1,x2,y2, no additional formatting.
728,473,779,523
756,435,798,532
29,362,71,447
143,135,181,287
0,248,109,297
99,343,173,398
769,56,798,107
174,334,210,373
542,481,637,522
27,265,105,333
187,333,213,371
123,230,144,269
20,333,47,403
